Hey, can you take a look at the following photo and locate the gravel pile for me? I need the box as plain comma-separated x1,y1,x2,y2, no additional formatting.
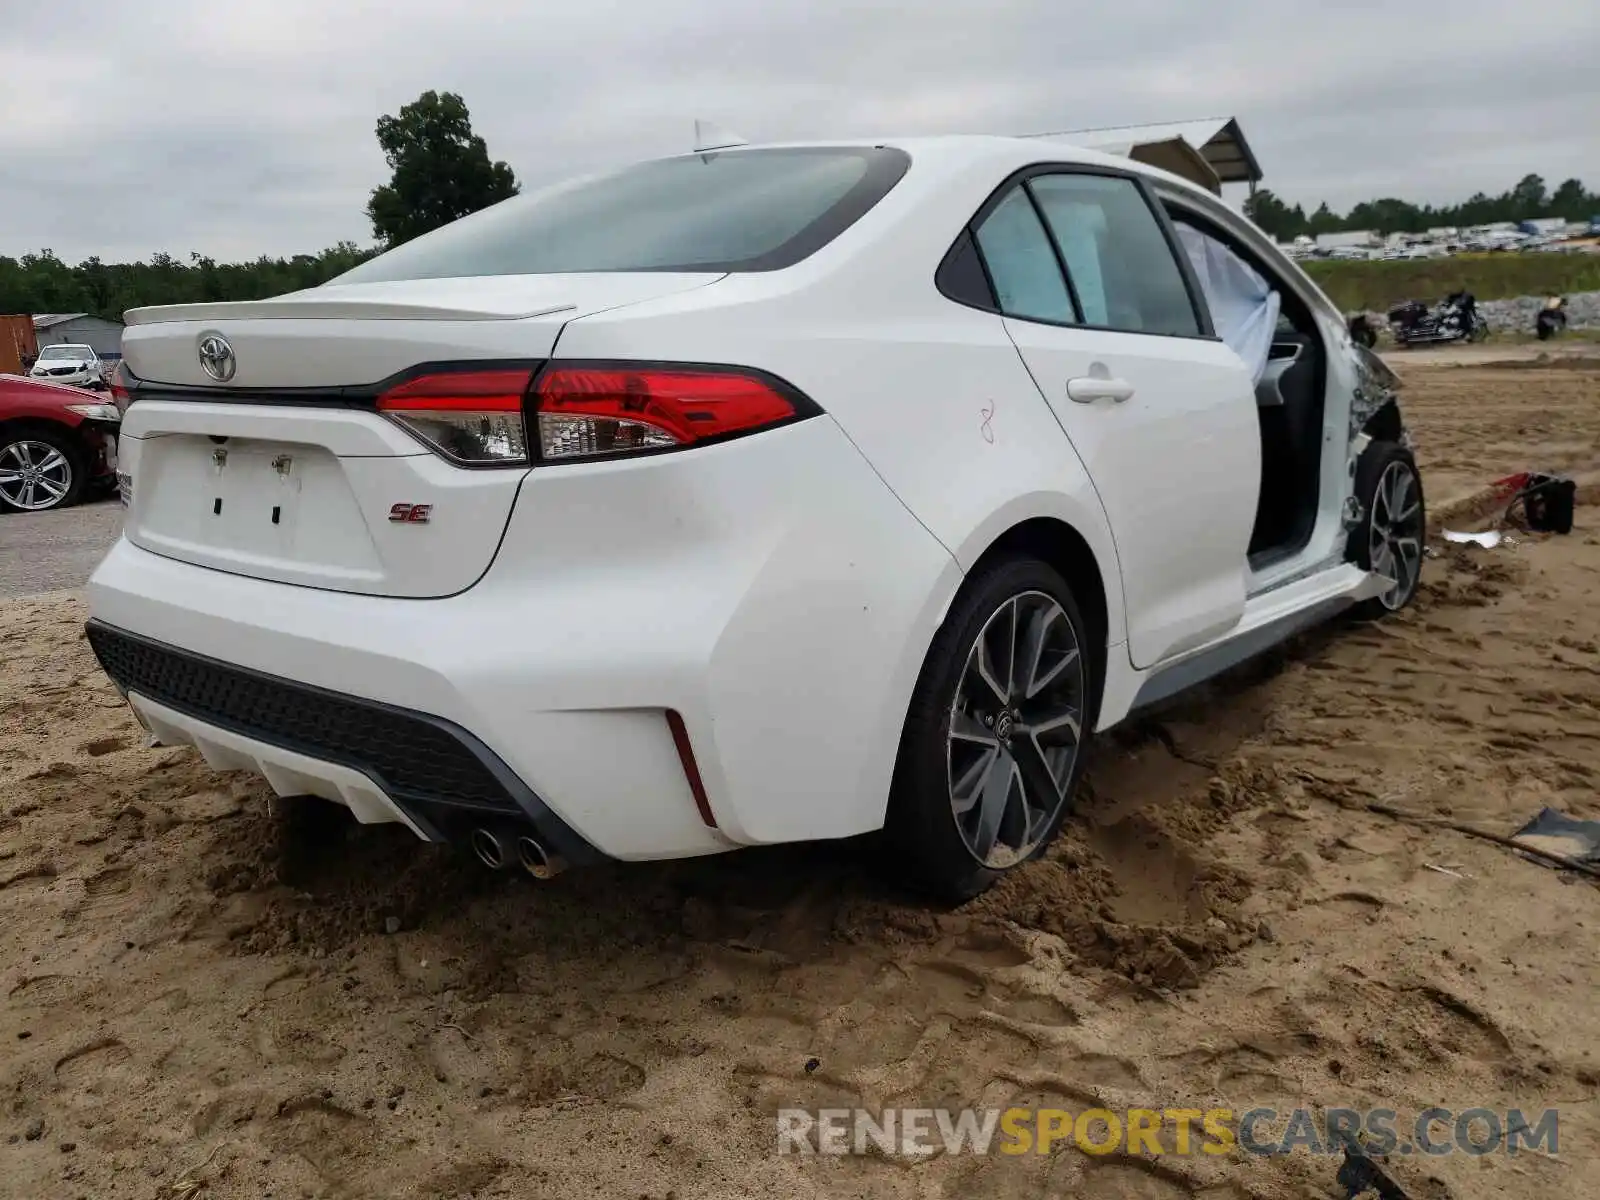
1345,290,1600,338
1478,289,1600,333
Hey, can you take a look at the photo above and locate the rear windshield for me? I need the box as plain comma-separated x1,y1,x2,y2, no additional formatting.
333,146,910,283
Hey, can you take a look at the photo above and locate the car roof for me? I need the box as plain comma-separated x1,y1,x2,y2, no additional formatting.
832,136,1342,328
695,135,1251,254
667,134,1218,200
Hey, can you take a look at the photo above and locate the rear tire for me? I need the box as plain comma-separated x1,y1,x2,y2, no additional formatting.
883,558,1096,902
1347,441,1425,619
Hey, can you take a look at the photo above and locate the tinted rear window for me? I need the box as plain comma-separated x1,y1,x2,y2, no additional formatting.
335,146,911,283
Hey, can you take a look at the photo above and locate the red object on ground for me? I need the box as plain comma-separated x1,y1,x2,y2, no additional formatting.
1490,471,1532,499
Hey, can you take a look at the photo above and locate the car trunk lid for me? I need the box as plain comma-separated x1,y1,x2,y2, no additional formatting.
122,273,720,388
118,272,721,598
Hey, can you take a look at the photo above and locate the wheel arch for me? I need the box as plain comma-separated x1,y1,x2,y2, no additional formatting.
1360,398,1405,443
0,413,86,444
880,515,1113,897
965,515,1114,726
1345,436,1425,617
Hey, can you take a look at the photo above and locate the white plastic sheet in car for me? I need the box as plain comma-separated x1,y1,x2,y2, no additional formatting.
1175,222,1279,384
1050,201,1111,326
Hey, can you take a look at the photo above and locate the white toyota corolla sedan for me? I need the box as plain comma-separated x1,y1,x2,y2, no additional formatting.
87,136,1423,899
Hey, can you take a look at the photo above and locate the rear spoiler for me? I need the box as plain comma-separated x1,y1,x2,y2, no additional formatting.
124,296,576,326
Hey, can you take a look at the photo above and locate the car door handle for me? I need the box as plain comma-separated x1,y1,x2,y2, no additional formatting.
1066,376,1135,404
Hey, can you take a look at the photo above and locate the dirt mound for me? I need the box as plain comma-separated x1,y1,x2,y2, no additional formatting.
5,368,1599,1198
1478,354,1600,372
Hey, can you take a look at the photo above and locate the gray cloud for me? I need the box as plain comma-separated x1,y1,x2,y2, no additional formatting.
4,0,1597,261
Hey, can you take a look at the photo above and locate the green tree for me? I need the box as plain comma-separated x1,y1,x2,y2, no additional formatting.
1344,197,1425,235
0,242,378,321
1549,178,1589,219
1454,191,1495,227
1509,173,1548,216
1306,202,1342,236
366,90,520,248
1243,189,1306,240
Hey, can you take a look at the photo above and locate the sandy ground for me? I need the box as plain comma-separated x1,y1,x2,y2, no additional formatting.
3,359,1600,1199
1393,350,1600,510
1384,341,1600,369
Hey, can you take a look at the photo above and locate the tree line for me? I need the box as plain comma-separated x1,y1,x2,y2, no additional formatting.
1,90,516,323
3,95,1595,319
1244,173,1599,242
0,244,376,324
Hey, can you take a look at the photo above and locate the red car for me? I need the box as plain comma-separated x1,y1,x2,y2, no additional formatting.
0,373,121,513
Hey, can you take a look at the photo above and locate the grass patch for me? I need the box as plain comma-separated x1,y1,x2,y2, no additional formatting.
1304,252,1600,312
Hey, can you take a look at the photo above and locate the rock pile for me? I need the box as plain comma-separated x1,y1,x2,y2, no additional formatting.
1478,290,1600,333
1345,290,1600,339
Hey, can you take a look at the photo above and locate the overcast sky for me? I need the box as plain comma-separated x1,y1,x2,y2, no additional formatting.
4,0,1597,262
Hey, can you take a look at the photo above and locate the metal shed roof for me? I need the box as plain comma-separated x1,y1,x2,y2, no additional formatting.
1020,117,1264,190
32,313,90,329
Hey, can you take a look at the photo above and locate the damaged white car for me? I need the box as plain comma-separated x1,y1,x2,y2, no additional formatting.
29,343,106,390
87,136,1421,900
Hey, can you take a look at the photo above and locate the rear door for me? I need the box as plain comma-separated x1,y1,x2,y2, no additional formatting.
973,170,1260,668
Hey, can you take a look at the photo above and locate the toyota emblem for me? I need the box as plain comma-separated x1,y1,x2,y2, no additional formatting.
197,332,237,383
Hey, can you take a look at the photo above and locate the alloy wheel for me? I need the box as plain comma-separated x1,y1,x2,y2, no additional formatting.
1369,460,1423,610
0,440,74,511
947,590,1086,869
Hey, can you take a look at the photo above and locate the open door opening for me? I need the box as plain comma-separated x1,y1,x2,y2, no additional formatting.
1168,212,1326,571
1248,290,1327,565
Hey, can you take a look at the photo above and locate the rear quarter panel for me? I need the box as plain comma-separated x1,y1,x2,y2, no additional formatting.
556,283,1128,824
553,247,1128,652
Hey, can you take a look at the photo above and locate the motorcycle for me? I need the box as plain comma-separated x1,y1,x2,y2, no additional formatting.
1387,292,1489,347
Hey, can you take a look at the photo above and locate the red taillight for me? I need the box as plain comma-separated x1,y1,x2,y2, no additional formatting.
530,365,808,463
370,362,815,468
377,368,532,411
109,363,132,412
377,368,534,465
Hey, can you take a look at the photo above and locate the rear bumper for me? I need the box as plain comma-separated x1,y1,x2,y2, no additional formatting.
86,620,599,861
128,693,429,840
86,418,962,861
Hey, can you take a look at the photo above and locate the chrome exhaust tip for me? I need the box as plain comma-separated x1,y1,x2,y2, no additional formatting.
515,835,567,881
470,827,509,870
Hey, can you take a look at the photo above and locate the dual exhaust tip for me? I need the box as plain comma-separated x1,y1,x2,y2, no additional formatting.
469,826,566,880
